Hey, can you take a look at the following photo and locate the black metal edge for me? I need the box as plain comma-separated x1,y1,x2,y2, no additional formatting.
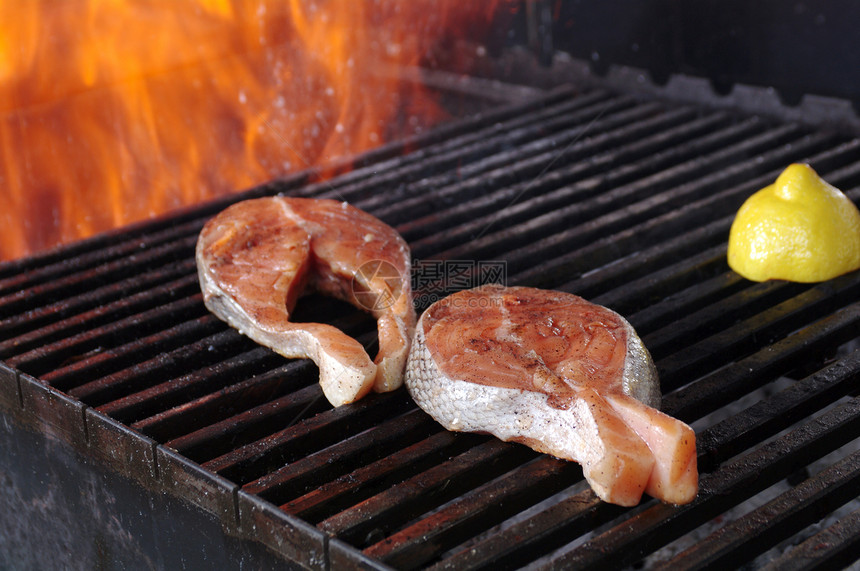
85,407,159,483
489,1,860,116
468,48,860,135
156,444,240,529
11,368,161,489
18,372,87,449
0,392,307,569
0,362,22,415
4,358,465,571
1,357,334,569
548,1,860,107
236,489,328,570
566,56,860,134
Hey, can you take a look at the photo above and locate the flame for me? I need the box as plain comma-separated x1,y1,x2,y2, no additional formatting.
0,0,503,261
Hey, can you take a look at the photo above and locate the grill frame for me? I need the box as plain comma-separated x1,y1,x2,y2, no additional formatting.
2,81,860,570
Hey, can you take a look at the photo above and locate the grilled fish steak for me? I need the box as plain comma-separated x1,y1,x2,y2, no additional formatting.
405,285,697,506
197,196,416,407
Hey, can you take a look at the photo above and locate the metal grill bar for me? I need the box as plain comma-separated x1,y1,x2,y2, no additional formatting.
241,408,439,501
98,345,281,423
505,131,836,285
288,431,484,525
1,84,859,570
404,112,758,256
435,352,860,571
546,391,860,570
384,100,684,235
0,259,195,348
204,388,416,484
763,506,860,570
658,447,860,569
133,360,317,443
363,455,577,568
318,438,533,543
66,328,253,404
0,220,200,301
21,299,212,381
354,91,629,216
664,302,860,423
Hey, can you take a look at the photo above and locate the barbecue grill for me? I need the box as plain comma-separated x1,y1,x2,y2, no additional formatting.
3,3,860,570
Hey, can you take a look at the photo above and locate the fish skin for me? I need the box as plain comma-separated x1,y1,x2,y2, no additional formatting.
405,284,697,506
197,196,416,406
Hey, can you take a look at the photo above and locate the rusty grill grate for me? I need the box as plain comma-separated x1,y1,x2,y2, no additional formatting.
1,84,860,570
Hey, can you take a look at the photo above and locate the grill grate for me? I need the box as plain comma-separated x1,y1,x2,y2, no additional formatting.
1,83,860,570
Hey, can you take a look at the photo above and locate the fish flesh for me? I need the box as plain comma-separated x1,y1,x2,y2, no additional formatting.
405,285,697,506
197,196,416,407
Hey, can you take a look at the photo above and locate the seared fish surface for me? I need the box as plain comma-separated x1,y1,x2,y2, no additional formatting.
405,285,697,506
197,196,416,407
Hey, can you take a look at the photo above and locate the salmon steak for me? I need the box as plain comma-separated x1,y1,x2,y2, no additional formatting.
405,285,697,506
197,196,416,407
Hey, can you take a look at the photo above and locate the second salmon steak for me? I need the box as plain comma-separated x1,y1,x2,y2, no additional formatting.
405,284,697,506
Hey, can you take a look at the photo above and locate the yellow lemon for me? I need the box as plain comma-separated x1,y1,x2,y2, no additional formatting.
727,163,860,282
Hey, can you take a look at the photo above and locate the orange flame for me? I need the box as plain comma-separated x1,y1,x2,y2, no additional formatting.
0,0,503,261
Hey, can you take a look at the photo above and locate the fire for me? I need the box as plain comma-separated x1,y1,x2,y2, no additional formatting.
0,0,503,261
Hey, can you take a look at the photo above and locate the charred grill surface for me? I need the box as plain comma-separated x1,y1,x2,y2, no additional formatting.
1,84,859,570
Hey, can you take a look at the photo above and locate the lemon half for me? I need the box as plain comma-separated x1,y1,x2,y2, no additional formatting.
727,163,860,282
